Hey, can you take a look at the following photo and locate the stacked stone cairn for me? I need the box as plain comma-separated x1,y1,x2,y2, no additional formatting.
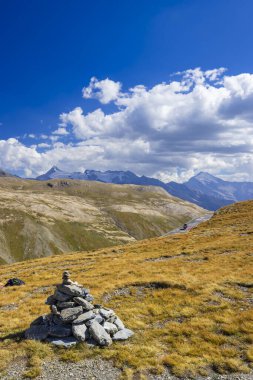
25,271,134,348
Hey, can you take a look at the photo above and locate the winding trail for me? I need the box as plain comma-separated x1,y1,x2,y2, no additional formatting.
164,212,214,236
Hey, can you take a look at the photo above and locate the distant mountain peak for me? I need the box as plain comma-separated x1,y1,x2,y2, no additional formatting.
48,166,62,173
192,172,221,183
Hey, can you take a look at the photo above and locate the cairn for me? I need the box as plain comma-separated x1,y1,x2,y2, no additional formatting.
25,271,134,347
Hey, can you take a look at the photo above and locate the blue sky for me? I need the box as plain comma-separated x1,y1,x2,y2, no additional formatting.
1,0,253,181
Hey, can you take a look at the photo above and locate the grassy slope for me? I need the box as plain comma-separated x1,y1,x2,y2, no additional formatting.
0,201,252,378
0,177,205,264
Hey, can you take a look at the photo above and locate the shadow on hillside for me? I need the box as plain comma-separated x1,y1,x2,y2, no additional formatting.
0,330,25,342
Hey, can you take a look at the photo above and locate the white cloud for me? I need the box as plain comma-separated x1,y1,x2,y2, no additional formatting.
82,77,122,104
1,68,253,182
52,127,69,136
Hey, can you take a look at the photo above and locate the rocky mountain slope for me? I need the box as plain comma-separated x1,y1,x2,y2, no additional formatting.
0,177,205,264
0,200,252,379
36,167,253,210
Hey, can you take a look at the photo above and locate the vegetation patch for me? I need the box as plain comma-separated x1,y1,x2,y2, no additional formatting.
0,200,252,378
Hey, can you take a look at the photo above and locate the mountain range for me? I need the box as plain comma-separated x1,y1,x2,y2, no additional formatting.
36,167,253,210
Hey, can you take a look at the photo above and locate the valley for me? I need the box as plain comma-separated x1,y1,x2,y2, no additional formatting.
0,177,205,264
0,200,252,378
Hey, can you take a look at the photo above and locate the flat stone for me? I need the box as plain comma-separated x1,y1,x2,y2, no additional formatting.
60,306,83,322
45,295,57,305
57,284,83,296
99,308,115,320
85,315,104,327
72,324,89,342
57,301,76,309
114,317,125,330
73,297,94,310
49,325,72,338
103,322,118,335
89,321,112,346
25,325,49,341
54,290,72,302
46,336,78,348
72,311,95,325
113,328,134,341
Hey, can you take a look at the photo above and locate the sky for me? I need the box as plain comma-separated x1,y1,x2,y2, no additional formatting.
1,0,253,181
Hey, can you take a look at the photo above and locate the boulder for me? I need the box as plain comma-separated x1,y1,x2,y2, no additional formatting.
113,328,134,341
57,284,83,297
114,317,125,331
45,295,57,305
72,324,89,342
47,336,78,348
54,290,72,302
60,306,83,323
72,311,95,325
86,315,104,327
99,308,115,320
25,325,49,341
89,321,112,346
49,325,72,338
103,322,118,335
73,297,94,310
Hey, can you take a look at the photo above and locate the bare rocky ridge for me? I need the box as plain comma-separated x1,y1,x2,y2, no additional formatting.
0,177,206,264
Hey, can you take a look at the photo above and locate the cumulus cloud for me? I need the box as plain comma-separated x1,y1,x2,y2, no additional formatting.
2,68,253,182
82,77,122,104
52,127,69,136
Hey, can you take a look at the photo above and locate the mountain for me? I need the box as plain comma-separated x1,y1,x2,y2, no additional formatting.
0,200,252,378
36,167,165,186
0,168,15,177
0,176,205,264
36,167,253,210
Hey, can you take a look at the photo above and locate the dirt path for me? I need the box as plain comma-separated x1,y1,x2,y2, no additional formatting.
164,213,214,236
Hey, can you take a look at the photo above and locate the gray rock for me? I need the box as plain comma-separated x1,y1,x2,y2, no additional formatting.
30,314,49,326
57,284,83,297
49,325,72,338
47,336,78,348
73,297,94,310
25,325,49,340
85,315,104,327
89,321,112,346
85,294,94,302
60,306,83,322
57,301,76,309
45,295,57,305
82,288,90,295
72,324,89,342
103,322,118,335
114,317,125,330
112,328,134,341
52,315,65,325
99,308,115,320
54,290,72,302
106,315,117,323
72,311,95,325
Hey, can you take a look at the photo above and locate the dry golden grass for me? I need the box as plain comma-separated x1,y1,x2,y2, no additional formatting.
0,200,252,378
